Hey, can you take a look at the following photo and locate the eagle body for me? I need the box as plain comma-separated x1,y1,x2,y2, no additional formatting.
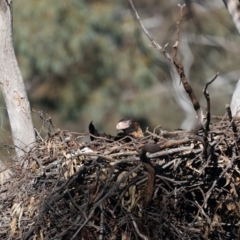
89,118,143,141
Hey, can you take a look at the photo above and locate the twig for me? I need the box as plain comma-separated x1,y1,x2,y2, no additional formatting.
129,214,149,240
71,209,95,239
94,165,142,207
203,73,219,132
145,128,166,140
149,146,196,158
109,146,197,159
72,165,142,238
226,104,238,135
204,153,236,208
156,175,188,184
153,125,161,134
202,72,219,157
109,151,138,157
89,133,114,142
99,203,104,240
194,200,211,225
172,4,186,59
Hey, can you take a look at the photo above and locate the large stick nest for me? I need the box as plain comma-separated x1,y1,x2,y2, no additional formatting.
1,114,240,240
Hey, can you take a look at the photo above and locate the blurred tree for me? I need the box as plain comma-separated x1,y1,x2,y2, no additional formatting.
13,0,162,132
8,0,240,135
14,1,121,116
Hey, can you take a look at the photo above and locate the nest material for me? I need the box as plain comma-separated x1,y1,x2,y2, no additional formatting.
1,116,240,240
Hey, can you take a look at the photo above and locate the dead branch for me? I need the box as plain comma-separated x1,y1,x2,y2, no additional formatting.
130,214,149,240
226,104,238,135
129,0,203,142
202,72,219,157
203,73,219,132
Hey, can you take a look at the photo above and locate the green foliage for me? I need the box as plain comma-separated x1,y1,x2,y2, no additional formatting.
13,0,162,131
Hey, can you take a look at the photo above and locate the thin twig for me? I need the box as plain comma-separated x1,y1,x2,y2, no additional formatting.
172,4,186,58
226,104,238,135
129,214,149,240
203,72,219,132
202,72,219,157
99,203,104,240
204,153,236,208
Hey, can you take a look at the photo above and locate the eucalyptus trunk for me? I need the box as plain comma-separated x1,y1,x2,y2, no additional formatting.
0,0,35,159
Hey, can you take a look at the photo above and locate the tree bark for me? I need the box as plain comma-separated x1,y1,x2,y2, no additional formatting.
223,0,240,116
0,0,35,159
222,0,240,34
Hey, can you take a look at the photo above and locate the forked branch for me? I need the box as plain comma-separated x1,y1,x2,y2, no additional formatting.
129,0,203,131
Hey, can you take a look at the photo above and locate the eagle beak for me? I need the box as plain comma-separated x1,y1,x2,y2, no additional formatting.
116,120,131,130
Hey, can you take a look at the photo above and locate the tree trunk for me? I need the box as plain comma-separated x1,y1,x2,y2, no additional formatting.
0,0,35,159
222,0,240,34
223,0,240,115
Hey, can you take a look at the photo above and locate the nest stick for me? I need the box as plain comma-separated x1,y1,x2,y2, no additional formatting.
203,72,219,132
202,72,219,156
226,104,238,134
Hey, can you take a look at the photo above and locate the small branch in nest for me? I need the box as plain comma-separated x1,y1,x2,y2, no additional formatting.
99,203,104,240
149,146,197,158
34,128,44,142
67,189,87,220
160,129,188,139
157,138,191,149
226,104,240,154
203,73,219,132
71,208,95,239
226,104,238,135
153,125,161,134
129,214,149,240
22,215,41,240
109,151,138,158
94,165,142,207
145,128,166,140
32,109,54,135
203,153,236,208
194,200,211,225
202,72,219,157
64,151,114,162
211,114,228,121
156,175,188,185
72,165,142,238
89,133,114,142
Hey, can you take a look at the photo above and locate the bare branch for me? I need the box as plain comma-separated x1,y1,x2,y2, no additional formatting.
129,0,203,130
130,214,149,240
226,104,238,134
203,72,219,131
173,4,186,58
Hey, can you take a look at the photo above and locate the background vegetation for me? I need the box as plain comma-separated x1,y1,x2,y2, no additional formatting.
1,0,240,144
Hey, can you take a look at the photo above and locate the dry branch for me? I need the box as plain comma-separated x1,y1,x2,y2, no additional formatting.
129,0,203,130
